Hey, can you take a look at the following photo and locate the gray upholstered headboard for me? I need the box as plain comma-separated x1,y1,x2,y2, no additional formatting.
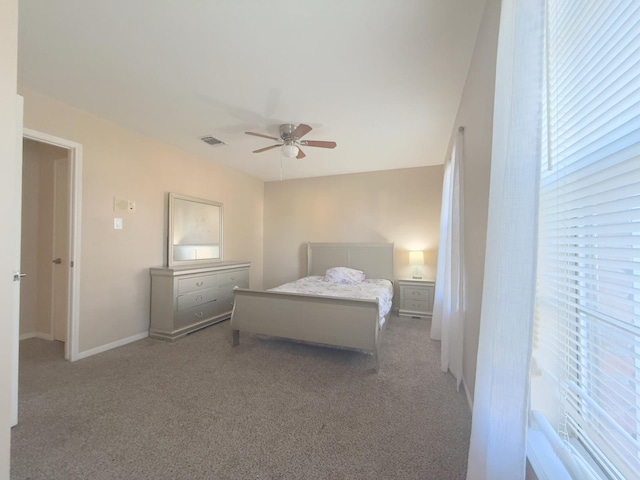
306,242,394,281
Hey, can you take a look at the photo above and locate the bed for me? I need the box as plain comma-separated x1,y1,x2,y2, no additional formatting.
230,242,394,370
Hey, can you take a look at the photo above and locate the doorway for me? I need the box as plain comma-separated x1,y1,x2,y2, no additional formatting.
20,129,82,361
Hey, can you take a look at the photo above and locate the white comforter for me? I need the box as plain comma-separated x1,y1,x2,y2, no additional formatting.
268,276,394,327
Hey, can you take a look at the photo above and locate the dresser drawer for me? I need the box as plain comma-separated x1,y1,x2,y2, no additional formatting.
216,290,235,314
150,262,250,341
177,287,218,311
218,269,248,288
178,273,217,294
175,300,219,328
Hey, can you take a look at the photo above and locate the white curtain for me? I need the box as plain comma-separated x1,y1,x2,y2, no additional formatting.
430,128,465,388
466,0,545,479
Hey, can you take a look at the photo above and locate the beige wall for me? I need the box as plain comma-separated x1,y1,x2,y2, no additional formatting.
20,140,67,338
263,166,443,302
450,0,501,402
19,88,264,353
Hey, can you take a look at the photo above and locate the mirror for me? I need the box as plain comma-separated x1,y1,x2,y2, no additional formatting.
168,192,223,267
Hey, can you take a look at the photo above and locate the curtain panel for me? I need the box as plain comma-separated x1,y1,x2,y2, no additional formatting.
466,0,545,478
431,128,465,388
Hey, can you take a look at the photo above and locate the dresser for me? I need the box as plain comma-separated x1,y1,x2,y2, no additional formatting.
398,279,435,318
149,261,250,341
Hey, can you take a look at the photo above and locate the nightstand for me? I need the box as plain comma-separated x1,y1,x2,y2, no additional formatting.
398,279,435,318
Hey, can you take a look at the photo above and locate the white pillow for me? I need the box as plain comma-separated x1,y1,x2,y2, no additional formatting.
323,267,366,284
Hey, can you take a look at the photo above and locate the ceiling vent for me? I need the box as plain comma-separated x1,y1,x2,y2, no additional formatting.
200,136,225,146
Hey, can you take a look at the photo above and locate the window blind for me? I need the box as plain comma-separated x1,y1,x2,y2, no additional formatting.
533,1,640,479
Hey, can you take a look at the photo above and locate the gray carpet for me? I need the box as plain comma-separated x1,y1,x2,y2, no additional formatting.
11,315,471,480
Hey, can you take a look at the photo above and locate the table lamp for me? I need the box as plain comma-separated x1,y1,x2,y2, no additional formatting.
409,251,424,279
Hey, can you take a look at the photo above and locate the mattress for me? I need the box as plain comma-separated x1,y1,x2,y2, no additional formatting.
268,276,394,327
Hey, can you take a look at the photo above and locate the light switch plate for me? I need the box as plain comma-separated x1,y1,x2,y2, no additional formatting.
114,217,123,230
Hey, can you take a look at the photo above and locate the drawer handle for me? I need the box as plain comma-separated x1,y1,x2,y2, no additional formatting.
195,295,203,301
194,311,204,318
195,281,204,287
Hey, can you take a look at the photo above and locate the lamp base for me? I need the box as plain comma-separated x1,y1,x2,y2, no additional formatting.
412,266,423,280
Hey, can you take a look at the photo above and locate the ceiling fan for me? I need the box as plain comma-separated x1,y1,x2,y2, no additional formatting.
245,124,337,159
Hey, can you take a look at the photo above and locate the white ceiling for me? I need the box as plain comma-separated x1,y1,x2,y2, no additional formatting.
18,0,487,182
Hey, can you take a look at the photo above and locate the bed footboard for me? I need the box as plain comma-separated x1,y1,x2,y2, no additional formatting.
230,288,381,365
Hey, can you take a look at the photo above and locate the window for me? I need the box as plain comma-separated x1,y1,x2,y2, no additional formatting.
531,1,640,478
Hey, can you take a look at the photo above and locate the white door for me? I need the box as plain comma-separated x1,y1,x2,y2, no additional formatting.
52,157,70,342
2,95,24,427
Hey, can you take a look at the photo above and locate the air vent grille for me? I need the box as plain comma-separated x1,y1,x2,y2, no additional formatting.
200,136,225,146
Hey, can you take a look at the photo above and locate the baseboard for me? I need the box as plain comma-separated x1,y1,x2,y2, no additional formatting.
76,331,149,360
20,332,54,341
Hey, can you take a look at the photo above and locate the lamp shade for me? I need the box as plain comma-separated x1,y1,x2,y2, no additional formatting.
409,251,424,266
281,144,299,158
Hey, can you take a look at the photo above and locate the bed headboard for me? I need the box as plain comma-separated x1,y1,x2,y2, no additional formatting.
307,242,394,281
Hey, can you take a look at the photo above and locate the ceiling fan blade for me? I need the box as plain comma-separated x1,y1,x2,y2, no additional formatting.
246,131,279,141
253,144,282,153
292,123,312,139
301,140,337,149
296,148,306,159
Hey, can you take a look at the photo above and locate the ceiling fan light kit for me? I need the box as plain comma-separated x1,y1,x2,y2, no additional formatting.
245,123,337,160
281,144,299,158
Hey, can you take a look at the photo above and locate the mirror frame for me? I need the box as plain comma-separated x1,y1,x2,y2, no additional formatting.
167,192,223,267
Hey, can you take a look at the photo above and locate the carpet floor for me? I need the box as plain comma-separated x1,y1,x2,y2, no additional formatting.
11,315,471,480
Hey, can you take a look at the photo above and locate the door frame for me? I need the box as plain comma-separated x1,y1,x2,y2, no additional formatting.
23,128,82,361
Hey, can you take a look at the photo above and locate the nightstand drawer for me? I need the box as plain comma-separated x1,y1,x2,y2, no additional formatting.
403,287,429,300
398,279,435,318
403,299,429,312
